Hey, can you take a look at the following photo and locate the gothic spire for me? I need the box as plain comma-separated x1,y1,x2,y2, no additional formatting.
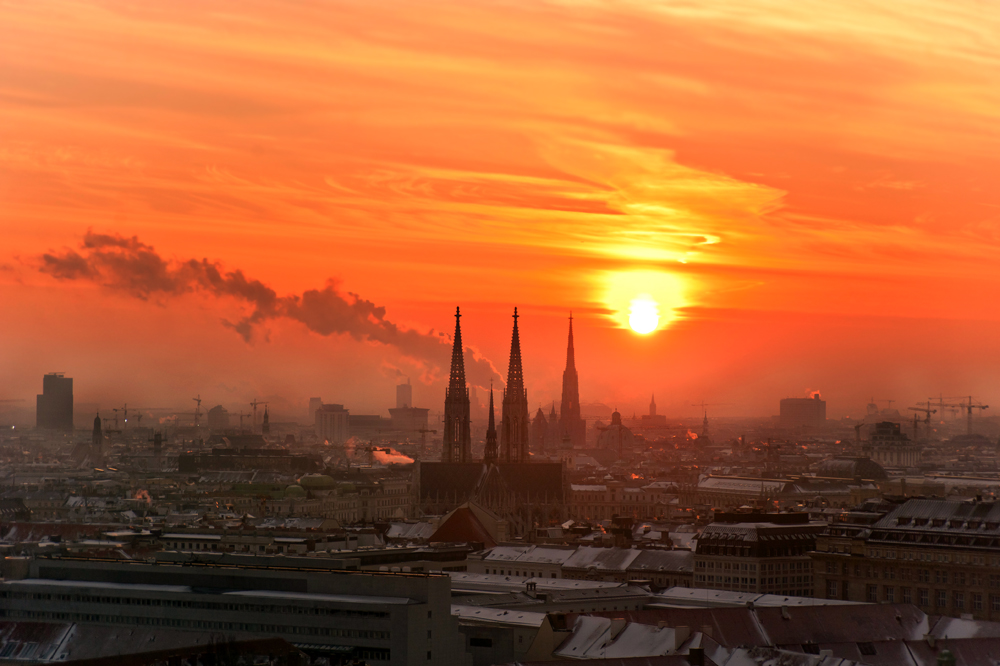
484,383,498,464
506,307,523,393
565,312,576,370
449,307,466,391
501,307,529,463
443,306,471,463
559,312,584,449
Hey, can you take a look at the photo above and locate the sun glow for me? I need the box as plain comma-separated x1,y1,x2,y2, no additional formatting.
629,297,660,334
604,270,688,333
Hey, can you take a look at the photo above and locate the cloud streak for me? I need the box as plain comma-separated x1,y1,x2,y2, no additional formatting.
40,231,501,387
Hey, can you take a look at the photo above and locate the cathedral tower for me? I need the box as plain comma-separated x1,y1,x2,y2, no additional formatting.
500,308,530,463
559,314,587,449
443,307,472,463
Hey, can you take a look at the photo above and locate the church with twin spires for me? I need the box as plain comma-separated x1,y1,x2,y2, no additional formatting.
416,306,569,536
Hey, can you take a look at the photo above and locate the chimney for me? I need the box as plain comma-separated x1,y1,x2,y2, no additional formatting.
673,626,691,651
609,618,627,640
687,646,705,666
781,605,791,620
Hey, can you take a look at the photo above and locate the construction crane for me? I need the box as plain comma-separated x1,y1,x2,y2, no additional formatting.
192,395,202,427
929,395,963,419
235,411,252,432
907,403,937,440
250,399,268,431
949,396,989,436
418,428,437,455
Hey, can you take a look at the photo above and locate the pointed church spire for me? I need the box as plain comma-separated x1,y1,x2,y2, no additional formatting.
501,307,529,463
443,307,471,463
449,307,467,391
559,312,584,449
484,383,498,464
506,307,524,393
565,312,576,369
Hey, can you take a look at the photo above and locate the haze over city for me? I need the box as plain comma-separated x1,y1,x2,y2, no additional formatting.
3,1,1000,423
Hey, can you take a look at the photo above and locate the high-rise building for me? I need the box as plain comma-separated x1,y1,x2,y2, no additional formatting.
780,395,827,429
442,307,471,463
308,397,323,424
483,385,498,464
501,308,529,463
206,405,230,431
36,373,73,431
396,380,412,409
316,404,349,444
91,412,103,461
559,315,586,448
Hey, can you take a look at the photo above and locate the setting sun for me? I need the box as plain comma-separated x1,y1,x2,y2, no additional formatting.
629,297,660,334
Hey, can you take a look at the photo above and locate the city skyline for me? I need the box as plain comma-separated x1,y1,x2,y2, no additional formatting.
3,1,1000,419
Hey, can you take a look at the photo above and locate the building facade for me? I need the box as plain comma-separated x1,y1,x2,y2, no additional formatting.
693,512,825,597
812,498,1000,620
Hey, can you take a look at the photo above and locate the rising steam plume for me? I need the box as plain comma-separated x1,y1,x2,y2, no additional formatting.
40,231,500,386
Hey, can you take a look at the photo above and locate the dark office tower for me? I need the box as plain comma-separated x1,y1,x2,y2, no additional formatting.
36,373,73,431
91,413,102,456
443,307,471,463
559,315,587,448
483,385,498,464
501,308,530,463
262,407,270,435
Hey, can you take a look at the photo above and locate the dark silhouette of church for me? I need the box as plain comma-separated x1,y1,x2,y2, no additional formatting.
417,307,565,535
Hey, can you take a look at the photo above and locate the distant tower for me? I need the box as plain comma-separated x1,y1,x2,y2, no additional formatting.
559,315,586,448
36,373,73,431
396,379,412,409
262,406,270,435
92,412,102,457
649,394,657,417
443,307,472,463
484,385,498,464
501,308,530,463
702,411,710,439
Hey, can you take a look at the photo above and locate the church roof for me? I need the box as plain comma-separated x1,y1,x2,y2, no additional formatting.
429,505,497,548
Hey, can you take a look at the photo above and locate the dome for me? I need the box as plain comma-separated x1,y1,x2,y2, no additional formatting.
597,411,634,453
812,456,887,480
284,484,306,498
298,474,337,490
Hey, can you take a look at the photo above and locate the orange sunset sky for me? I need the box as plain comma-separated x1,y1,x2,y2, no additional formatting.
2,0,1000,422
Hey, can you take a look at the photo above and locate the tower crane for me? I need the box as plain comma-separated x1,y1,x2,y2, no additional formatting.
949,396,989,437
192,395,202,428
250,399,268,432
235,411,252,432
929,395,963,419
907,403,937,440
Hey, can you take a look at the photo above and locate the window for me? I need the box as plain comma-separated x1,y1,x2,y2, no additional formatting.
885,586,895,603
992,595,1000,612
867,585,878,603
919,589,929,606
937,590,947,608
827,581,838,599
974,594,983,612
955,592,965,610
